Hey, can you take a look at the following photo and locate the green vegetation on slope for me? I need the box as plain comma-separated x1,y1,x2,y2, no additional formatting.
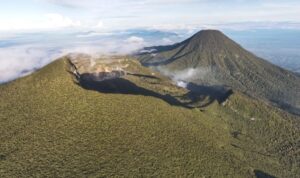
0,57,299,177
137,30,300,115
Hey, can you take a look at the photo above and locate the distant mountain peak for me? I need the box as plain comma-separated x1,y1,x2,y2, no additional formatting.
185,29,243,53
192,29,225,37
137,29,248,68
187,29,230,42
137,29,300,115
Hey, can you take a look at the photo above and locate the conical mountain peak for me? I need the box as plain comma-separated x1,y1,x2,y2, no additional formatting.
182,29,243,54
137,29,300,115
137,29,257,69
192,29,226,39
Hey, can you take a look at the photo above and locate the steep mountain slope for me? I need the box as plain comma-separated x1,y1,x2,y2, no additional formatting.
137,30,300,115
0,56,299,177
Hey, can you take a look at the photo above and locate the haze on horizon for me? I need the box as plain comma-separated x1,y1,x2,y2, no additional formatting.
1,0,300,83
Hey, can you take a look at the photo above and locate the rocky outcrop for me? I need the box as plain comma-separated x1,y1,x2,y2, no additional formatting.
67,54,128,82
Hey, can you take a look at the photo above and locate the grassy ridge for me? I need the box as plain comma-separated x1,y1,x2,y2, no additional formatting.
0,57,299,177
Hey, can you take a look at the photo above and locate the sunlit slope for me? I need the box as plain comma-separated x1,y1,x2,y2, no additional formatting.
0,57,299,177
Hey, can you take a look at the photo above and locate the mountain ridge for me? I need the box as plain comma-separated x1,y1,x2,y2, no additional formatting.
0,55,299,177
137,30,300,115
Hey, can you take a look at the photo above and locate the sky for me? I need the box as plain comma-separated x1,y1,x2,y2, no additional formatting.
1,0,300,32
1,0,300,83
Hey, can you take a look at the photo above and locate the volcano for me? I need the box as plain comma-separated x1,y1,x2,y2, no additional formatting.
137,30,300,115
0,54,299,177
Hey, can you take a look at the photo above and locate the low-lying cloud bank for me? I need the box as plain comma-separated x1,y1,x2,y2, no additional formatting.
0,28,300,84
0,29,182,83
0,45,60,82
0,42,141,83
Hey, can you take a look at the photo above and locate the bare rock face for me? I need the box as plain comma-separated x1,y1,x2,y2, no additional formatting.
67,54,129,82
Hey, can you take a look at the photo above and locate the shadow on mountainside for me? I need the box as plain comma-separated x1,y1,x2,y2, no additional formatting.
186,83,233,106
270,99,300,116
127,73,160,79
73,72,234,109
76,73,193,108
67,58,233,109
254,170,276,178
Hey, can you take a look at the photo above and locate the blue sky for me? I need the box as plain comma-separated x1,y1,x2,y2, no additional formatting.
1,0,300,32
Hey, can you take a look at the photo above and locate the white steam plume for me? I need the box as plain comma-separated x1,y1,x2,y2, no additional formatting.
155,66,219,88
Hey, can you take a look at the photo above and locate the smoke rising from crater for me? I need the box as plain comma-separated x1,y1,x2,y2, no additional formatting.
155,66,219,88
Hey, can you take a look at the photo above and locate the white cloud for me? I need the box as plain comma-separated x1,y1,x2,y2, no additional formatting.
162,38,174,45
45,13,81,28
0,33,148,83
0,13,81,31
211,22,300,31
0,26,299,84
0,33,18,40
0,45,62,83
125,36,145,43
0,0,297,32
95,21,104,28
76,32,112,38
150,24,199,32
44,0,203,9
123,36,146,53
